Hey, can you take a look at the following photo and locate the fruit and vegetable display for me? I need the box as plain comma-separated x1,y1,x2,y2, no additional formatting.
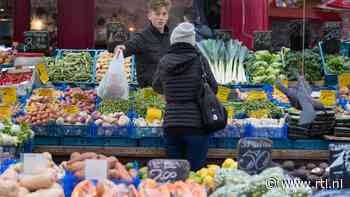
325,55,350,74
210,167,312,197
282,160,329,187
0,119,34,146
45,52,94,83
62,87,97,114
62,152,136,181
233,100,284,119
0,48,14,65
0,70,33,86
197,39,249,84
0,152,65,197
95,51,132,82
245,50,285,84
283,49,323,81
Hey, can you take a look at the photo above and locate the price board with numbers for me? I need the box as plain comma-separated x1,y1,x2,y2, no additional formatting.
24,31,49,52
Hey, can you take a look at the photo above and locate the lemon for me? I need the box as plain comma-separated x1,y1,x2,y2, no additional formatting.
203,176,215,189
207,165,219,177
222,158,237,169
196,168,209,177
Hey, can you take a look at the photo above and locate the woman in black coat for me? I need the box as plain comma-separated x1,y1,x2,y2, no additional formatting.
153,22,218,171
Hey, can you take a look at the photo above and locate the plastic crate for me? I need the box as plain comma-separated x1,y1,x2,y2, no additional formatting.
0,159,17,174
139,137,164,147
62,136,138,147
292,140,329,150
56,124,91,137
272,139,293,149
214,125,242,138
243,123,288,139
53,49,97,85
215,138,238,149
34,136,61,145
341,42,350,57
31,125,61,137
134,127,163,138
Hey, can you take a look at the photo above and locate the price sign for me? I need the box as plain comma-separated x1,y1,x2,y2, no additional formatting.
23,31,49,52
329,143,350,187
0,87,16,105
148,159,190,183
238,137,272,175
253,31,272,51
247,91,267,101
226,106,234,119
0,105,11,119
249,109,268,119
36,63,49,84
146,107,162,123
85,159,107,180
339,73,350,88
320,90,336,106
63,105,79,114
22,153,48,175
107,22,129,44
217,86,231,102
37,88,54,97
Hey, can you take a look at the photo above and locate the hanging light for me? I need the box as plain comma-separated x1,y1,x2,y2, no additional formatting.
31,16,46,31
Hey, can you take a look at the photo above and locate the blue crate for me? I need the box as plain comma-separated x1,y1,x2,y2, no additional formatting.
292,140,329,150
62,136,138,147
208,136,217,148
34,136,61,145
214,125,242,138
139,137,164,147
272,139,293,149
216,138,238,149
89,123,135,138
56,124,91,137
134,127,163,138
243,123,288,139
53,49,97,85
0,159,17,174
31,125,61,136
341,42,350,57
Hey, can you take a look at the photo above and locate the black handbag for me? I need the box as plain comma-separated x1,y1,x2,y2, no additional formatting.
198,56,227,133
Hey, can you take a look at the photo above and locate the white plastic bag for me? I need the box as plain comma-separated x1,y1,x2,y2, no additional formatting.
97,52,129,100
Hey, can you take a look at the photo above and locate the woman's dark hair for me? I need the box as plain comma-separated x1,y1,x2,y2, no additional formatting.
148,0,171,12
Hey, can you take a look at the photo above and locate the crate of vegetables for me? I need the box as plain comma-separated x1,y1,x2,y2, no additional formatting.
0,67,34,96
95,50,136,84
45,49,97,85
0,47,15,68
319,41,350,86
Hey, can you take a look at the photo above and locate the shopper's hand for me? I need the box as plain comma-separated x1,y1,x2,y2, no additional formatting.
114,45,126,57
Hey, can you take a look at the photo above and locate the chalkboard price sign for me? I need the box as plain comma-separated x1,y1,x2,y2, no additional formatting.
253,31,272,51
238,137,272,175
147,159,190,183
323,22,341,41
329,143,350,185
23,31,49,52
343,149,350,188
107,22,129,44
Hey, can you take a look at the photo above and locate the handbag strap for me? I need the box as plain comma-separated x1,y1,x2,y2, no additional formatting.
198,55,208,83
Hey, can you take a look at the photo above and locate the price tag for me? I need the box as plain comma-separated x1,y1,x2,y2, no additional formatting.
148,159,190,183
0,87,16,105
37,88,54,97
36,63,49,84
22,153,48,175
0,105,11,119
249,109,268,118
247,91,267,101
339,73,350,88
320,90,336,106
63,105,79,114
226,106,234,119
146,107,162,123
217,86,231,102
85,159,107,180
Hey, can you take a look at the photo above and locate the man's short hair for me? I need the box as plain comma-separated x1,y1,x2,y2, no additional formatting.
184,7,195,22
148,0,171,12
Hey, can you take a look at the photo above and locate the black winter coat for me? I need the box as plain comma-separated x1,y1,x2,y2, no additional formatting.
124,24,170,88
152,43,218,131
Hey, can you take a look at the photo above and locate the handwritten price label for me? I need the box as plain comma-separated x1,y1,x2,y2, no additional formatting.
146,107,162,123
0,87,16,105
249,109,268,118
320,90,336,106
247,91,267,101
0,105,12,119
63,105,79,114
36,63,49,84
339,73,350,88
37,88,54,97
217,86,231,103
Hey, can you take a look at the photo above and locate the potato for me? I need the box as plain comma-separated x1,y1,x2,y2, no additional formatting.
18,187,30,197
68,152,97,164
67,161,85,172
0,167,19,181
19,169,56,191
